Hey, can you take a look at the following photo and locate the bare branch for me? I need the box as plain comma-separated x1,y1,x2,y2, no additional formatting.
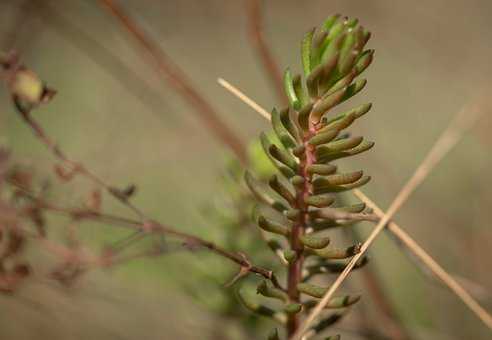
98,0,247,163
16,109,146,220
245,0,286,104
8,176,284,291
354,188,492,332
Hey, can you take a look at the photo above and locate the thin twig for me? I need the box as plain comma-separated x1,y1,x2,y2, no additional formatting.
16,109,145,220
245,0,286,104
216,78,492,334
31,1,172,120
98,0,247,164
0,0,35,51
353,189,492,331
9,178,284,290
294,100,488,339
218,78,271,120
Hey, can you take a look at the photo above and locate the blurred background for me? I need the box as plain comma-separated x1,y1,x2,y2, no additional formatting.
0,0,491,339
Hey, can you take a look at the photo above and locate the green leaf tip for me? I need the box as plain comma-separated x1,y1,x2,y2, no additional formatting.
284,69,301,110
283,249,297,263
257,280,288,302
257,215,291,236
300,234,331,249
297,282,328,298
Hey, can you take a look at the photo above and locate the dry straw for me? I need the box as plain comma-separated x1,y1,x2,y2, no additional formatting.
217,77,492,335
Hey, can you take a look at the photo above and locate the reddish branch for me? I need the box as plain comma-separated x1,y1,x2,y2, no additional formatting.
16,109,146,220
12,108,282,291
98,0,247,164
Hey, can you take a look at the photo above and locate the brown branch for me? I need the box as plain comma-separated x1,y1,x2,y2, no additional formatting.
10,177,284,290
245,0,286,104
30,1,172,121
0,0,35,51
16,109,146,220
50,202,283,289
98,0,247,164
354,189,492,332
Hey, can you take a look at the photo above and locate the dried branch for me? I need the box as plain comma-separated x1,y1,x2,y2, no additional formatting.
31,1,172,120
0,0,35,51
98,0,247,164
16,109,146,220
216,78,492,334
354,188,492,331
9,176,284,290
295,99,489,339
245,0,286,104
5,68,282,290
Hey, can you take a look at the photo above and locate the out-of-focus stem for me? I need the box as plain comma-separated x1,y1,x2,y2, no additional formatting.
245,0,286,104
99,0,248,164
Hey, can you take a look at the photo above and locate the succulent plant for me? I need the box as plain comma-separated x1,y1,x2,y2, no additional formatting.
242,14,375,338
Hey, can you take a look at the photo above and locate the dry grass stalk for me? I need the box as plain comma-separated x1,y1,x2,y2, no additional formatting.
217,77,492,334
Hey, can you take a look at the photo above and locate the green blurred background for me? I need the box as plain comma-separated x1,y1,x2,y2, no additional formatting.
1,0,491,339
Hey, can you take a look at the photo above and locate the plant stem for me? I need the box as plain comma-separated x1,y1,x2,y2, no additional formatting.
98,0,248,164
245,0,286,104
286,122,317,336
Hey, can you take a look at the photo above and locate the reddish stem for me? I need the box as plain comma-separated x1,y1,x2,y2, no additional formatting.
286,123,317,336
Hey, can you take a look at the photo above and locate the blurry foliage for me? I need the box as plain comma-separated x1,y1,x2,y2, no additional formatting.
1,1,491,340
